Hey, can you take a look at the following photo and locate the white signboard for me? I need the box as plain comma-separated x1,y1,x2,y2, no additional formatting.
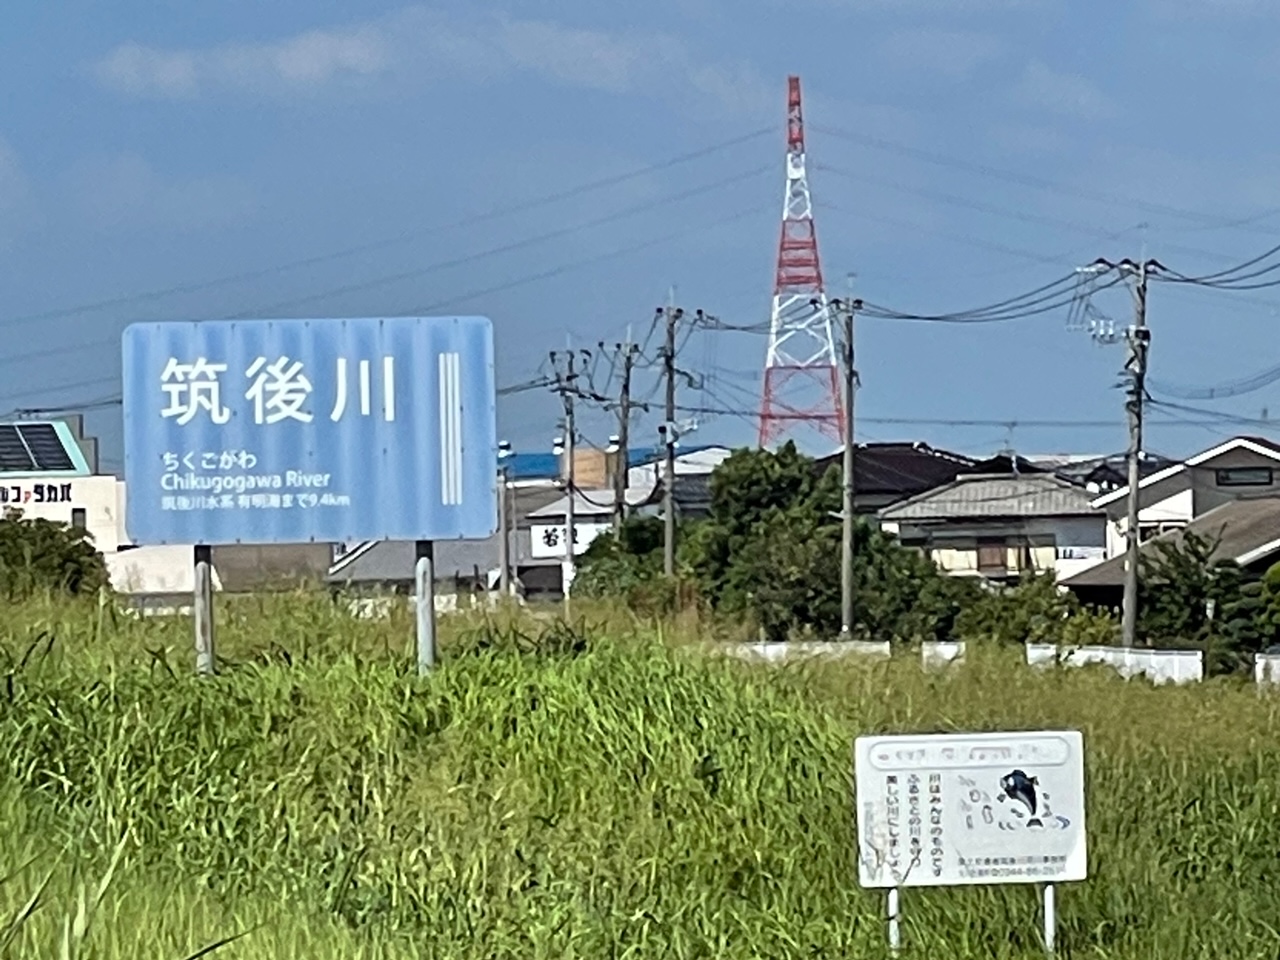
855,730,1086,889
529,521,609,559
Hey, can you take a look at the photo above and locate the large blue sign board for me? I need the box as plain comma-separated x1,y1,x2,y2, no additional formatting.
122,316,497,545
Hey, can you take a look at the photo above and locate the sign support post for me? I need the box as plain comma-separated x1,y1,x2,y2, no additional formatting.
855,730,1086,957
887,887,901,954
415,540,436,675
1043,883,1056,954
193,543,215,676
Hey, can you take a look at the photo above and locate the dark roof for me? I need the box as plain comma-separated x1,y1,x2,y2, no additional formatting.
970,454,1048,475
0,423,76,473
879,473,1099,521
1063,495,1280,588
1237,435,1280,455
672,473,713,516
816,442,977,497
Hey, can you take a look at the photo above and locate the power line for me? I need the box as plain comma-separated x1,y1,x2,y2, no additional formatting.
0,126,773,335
226,165,772,319
811,124,1280,235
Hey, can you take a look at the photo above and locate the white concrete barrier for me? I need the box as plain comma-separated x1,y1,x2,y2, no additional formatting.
921,641,966,669
1254,654,1280,686
719,640,892,663
1025,644,1203,684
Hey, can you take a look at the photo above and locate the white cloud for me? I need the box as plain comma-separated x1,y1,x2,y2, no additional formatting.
94,23,392,98
1013,61,1118,121
90,6,773,116
67,154,258,232
877,29,1004,77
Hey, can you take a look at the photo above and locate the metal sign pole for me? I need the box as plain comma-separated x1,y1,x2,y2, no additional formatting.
415,540,436,675
193,544,215,676
887,887,901,954
1043,883,1056,955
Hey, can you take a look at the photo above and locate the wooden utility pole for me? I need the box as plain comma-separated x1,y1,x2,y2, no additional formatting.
660,301,683,578
1121,260,1154,648
550,350,582,617
613,341,641,536
834,296,861,638
497,440,512,597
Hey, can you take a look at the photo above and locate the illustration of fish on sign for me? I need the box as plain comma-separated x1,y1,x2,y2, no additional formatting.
998,769,1071,830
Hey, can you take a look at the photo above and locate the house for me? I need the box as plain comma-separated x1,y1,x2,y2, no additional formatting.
0,416,125,551
878,472,1107,582
327,483,566,601
1088,436,1280,556
1063,494,1280,607
813,442,980,514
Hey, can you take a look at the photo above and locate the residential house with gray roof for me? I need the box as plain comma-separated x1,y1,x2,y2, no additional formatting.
878,472,1108,582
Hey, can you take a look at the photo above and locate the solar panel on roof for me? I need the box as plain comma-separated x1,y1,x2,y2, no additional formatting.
18,423,74,471
0,425,35,471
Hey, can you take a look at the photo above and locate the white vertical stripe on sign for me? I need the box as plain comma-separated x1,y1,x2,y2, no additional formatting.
383,356,396,422
438,351,463,505
359,360,372,416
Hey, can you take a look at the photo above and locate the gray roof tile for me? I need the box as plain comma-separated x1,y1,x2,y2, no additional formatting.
879,473,1098,521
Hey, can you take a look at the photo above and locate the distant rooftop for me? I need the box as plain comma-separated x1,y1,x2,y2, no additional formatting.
504,444,719,481
0,419,96,476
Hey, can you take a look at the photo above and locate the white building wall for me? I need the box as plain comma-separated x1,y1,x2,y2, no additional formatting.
106,544,223,595
0,475,124,553
1105,488,1194,557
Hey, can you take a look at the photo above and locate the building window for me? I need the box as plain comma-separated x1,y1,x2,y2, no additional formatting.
71,508,86,530
976,541,1007,574
1138,521,1184,543
1215,467,1273,487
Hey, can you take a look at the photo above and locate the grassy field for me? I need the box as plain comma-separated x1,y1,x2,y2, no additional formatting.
2,592,1280,959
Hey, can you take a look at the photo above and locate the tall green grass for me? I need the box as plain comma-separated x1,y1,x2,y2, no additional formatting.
1,592,1279,957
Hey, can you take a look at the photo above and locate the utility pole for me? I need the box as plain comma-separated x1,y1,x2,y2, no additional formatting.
659,299,684,578
613,340,641,537
832,295,861,638
497,440,513,598
1121,259,1154,648
550,350,582,617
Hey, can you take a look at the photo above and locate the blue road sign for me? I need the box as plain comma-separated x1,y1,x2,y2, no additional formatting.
122,317,497,546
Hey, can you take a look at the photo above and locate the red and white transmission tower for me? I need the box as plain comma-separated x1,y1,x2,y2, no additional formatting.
757,75,844,449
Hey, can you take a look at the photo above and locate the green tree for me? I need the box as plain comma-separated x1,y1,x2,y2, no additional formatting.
1137,529,1261,675
679,443,966,643
955,573,1117,647
571,517,674,612
0,508,109,599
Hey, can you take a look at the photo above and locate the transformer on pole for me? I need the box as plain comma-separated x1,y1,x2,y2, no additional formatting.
757,75,844,449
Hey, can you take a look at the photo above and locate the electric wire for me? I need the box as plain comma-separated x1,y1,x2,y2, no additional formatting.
0,126,773,334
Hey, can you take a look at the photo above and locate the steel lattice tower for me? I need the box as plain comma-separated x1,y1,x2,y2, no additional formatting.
757,75,844,449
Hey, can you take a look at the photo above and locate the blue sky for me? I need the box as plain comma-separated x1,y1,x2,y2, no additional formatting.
4,0,1280,471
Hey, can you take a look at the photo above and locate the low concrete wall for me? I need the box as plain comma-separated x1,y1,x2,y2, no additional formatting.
717,640,892,663
1026,644,1203,684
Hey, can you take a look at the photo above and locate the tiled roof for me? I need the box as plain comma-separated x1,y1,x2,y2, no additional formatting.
1063,495,1280,587
817,442,977,497
878,473,1098,521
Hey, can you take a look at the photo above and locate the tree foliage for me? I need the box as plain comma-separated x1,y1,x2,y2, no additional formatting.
578,443,972,643
955,573,1116,647
1137,529,1265,675
0,509,109,599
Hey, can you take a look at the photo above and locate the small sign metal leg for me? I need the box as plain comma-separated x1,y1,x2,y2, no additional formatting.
1043,883,1056,955
193,544,215,676
887,887,901,954
415,540,436,675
